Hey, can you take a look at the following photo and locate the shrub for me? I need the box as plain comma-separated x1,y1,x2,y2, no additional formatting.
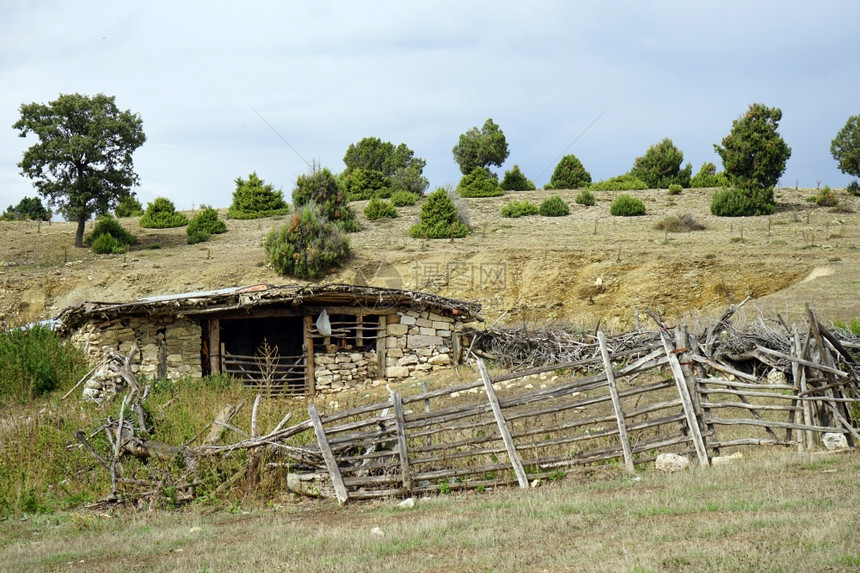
114,195,144,217
364,197,398,220
549,154,591,189
342,167,387,200
293,165,360,232
263,205,350,280
654,213,705,232
0,325,88,403
814,186,838,207
500,200,539,218
140,197,188,228
690,162,731,188
186,205,227,244
715,103,791,191
847,180,860,196
610,194,646,216
227,172,289,219
456,167,503,198
85,215,138,252
539,195,570,217
589,175,648,191
710,187,775,216
390,190,420,206
409,188,469,239
668,184,683,195
500,165,536,191
629,138,691,189
575,189,596,206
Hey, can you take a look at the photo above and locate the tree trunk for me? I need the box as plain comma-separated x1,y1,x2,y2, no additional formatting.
74,217,86,248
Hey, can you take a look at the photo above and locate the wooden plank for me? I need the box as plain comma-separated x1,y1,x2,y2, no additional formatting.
708,417,841,433
208,319,221,375
477,358,530,488
794,328,815,450
392,392,412,493
304,315,315,396
307,404,348,505
657,329,709,466
597,330,635,473
755,344,849,378
376,315,387,377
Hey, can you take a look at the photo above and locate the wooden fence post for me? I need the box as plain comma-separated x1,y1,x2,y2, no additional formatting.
392,392,412,494
477,358,530,488
597,331,635,473
657,329,710,467
307,404,349,505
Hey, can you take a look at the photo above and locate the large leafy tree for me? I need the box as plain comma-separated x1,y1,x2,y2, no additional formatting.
831,114,860,178
13,93,146,247
629,138,692,189
714,103,791,191
452,118,509,175
342,137,428,199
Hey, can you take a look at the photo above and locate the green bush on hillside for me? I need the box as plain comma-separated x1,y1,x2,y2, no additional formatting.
500,200,539,218
710,187,774,216
610,194,646,216
500,165,536,191
589,175,648,191
140,197,188,228
114,195,144,217
264,205,351,280
690,162,730,188
186,205,227,244
409,188,469,239
575,189,596,206
456,167,503,198
227,172,289,219
548,154,591,190
539,195,570,217
364,196,398,220
390,190,420,206
86,215,137,254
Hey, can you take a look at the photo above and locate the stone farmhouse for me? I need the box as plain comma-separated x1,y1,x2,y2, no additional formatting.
56,284,482,395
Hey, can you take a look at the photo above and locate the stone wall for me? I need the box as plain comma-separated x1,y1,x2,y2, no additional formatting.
384,309,463,380
313,350,378,393
70,315,203,380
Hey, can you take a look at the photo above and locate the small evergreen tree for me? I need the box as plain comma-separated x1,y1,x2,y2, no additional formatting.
610,194,646,216
264,205,350,280
293,164,360,232
114,194,144,217
390,190,420,206
409,188,469,239
86,215,138,253
186,205,227,244
575,189,596,206
452,118,509,175
364,196,398,220
456,167,503,198
500,165,536,191
539,195,570,217
629,138,692,189
139,197,188,228
831,115,860,180
548,154,591,189
500,200,539,218
0,196,51,221
227,172,289,219
690,162,730,188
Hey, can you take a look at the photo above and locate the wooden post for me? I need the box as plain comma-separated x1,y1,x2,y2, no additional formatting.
376,315,388,377
794,328,815,450
477,358,529,488
303,315,316,396
208,319,221,375
597,330,635,473
657,328,710,466
422,381,432,447
392,392,412,494
307,404,349,505
688,334,719,456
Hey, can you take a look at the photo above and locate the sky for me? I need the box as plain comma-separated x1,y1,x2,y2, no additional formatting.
1,1,859,215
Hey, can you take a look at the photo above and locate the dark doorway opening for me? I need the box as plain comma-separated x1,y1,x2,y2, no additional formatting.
219,316,306,394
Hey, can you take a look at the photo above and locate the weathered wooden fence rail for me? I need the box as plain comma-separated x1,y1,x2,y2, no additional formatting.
285,307,859,503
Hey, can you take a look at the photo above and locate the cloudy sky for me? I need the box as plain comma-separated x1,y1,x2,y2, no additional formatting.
1,1,858,214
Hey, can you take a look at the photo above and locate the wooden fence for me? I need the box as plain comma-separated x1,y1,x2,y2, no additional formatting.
272,309,859,504
222,348,306,395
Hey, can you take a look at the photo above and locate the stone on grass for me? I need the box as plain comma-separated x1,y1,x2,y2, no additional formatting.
655,453,689,472
397,497,416,509
823,433,849,450
710,452,744,466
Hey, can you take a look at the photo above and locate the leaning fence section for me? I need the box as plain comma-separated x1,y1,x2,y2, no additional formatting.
290,305,859,503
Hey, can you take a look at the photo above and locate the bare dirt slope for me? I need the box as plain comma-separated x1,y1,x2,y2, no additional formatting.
1,186,858,330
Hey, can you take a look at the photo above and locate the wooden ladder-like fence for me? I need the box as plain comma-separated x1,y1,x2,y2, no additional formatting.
280,312,859,504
